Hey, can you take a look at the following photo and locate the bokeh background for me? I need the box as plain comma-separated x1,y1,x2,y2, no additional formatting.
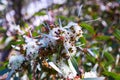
0,0,120,79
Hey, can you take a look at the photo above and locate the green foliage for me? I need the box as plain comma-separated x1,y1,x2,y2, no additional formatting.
86,54,96,64
79,37,87,45
103,71,120,80
0,0,120,79
71,57,80,74
0,27,6,33
96,35,110,41
104,52,115,64
34,11,46,16
80,22,95,35
114,29,120,41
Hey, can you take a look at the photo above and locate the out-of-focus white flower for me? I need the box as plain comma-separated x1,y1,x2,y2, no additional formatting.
107,47,112,52
84,71,97,78
0,5,6,11
115,54,120,66
84,71,105,80
4,37,14,47
11,45,20,50
21,73,29,80
53,0,66,4
21,0,66,19
108,66,112,72
21,0,52,19
6,10,15,22
0,0,8,11
101,20,107,27
31,15,53,26
100,4,106,11
9,54,25,70
7,24,24,36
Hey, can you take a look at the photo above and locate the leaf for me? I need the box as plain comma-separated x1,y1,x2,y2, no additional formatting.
48,62,62,74
87,49,97,58
0,62,7,71
103,71,120,80
96,35,110,41
0,27,6,33
71,57,80,74
11,41,24,45
86,54,96,63
0,68,10,75
80,22,95,34
104,52,114,65
79,37,87,45
6,70,15,80
113,29,120,41
68,59,77,75
34,11,46,16
56,15,74,22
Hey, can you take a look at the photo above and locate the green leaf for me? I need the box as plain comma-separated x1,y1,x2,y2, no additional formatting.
71,57,80,74
0,60,9,71
68,59,77,75
0,27,6,32
79,37,87,45
103,71,120,80
80,22,95,34
34,11,46,16
11,41,24,45
86,54,96,63
0,68,10,75
104,52,115,64
32,31,39,37
113,29,120,41
56,15,74,22
0,66,5,70
96,35,110,41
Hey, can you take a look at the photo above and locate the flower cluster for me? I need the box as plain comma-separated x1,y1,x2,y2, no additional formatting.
8,22,83,79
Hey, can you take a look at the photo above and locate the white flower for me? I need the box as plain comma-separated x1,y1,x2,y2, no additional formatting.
0,4,6,11
24,36,40,59
53,0,66,4
21,73,29,80
39,34,58,48
63,41,77,56
31,15,53,26
11,45,20,50
49,27,71,41
84,71,97,78
26,40,40,59
6,10,15,22
9,54,25,70
8,24,24,36
64,22,83,41
21,0,52,19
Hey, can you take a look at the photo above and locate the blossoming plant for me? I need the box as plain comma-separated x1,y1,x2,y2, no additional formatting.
7,21,85,80
6,18,106,80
